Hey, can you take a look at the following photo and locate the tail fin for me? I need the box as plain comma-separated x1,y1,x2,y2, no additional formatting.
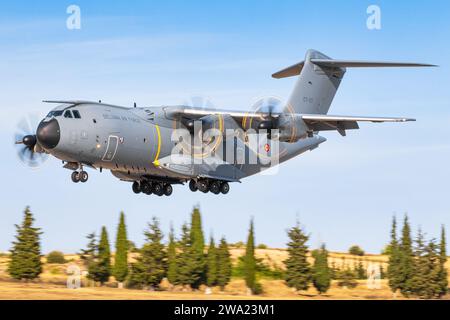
273,49,436,115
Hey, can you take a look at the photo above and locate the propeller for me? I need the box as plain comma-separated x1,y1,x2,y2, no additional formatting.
250,96,284,137
14,114,48,168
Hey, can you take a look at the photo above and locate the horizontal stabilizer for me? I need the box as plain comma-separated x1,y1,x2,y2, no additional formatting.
272,58,436,79
311,59,437,68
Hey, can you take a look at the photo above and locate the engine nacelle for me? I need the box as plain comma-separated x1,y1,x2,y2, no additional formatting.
275,114,309,143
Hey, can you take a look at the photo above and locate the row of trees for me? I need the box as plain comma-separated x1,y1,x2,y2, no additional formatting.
79,208,234,291
6,207,449,299
387,215,448,299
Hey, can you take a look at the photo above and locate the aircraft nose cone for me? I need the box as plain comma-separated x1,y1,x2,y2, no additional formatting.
37,118,60,149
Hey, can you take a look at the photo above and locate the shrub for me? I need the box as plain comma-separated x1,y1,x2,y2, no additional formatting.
257,244,268,249
47,251,66,264
349,245,365,256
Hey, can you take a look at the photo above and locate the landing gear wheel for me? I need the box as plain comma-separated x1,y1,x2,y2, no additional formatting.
164,184,173,196
141,181,152,195
71,171,80,183
197,180,209,193
132,181,141,194
153,183,164,197
189,180,198,192
220,182,230,195
79,171,89,183
210,181,220,195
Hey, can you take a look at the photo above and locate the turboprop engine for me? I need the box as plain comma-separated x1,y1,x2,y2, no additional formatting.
274,113,310,143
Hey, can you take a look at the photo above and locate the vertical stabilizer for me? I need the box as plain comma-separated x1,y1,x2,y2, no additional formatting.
283,50,345,115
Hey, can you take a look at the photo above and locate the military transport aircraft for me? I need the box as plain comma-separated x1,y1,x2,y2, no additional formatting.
14,50,434,196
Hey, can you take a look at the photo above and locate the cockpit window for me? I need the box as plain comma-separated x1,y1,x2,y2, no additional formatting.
72,110,81,119
64,110,73,118
46,110,63,118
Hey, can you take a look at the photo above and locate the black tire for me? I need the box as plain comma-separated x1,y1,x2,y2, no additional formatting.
141,181,152,195
71,171,80,183
164,184,173,196
220,182,230,194
189,180,198,192
80,171,89,183
210,181,220,194
132,181,141,194
198,180,209,193
153,183,164,196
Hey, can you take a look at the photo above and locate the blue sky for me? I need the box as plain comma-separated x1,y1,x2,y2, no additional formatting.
1,0,449,254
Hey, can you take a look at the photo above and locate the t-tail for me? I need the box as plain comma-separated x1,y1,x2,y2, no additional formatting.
272,49,436,115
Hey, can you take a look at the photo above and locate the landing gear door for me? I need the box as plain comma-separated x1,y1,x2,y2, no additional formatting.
102,135,119,161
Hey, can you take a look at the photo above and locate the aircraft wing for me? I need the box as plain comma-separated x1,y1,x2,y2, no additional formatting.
300,114,415,136
165,107,414,136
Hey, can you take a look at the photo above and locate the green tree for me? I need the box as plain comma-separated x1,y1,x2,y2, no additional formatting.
79,232,98,283
216,237,232,291
312,244,331,294
206,236,217,287
336,266,357,289
113,212,128,288
355,259,366,280
176,223,194,288
8,207,43,281
438,225,448,297
128,217,167,289
284,222,311,292
46,251,66,264
349,245,365,256
387,216,402,293
96,226,111,285
189,207,206,289
244,219,261,294
167,224,178,286
398,215,414,296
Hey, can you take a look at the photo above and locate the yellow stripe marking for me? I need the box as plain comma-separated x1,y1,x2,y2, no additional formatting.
153,125,162,166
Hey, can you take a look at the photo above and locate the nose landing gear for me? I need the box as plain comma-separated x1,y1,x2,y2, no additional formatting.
71,170,89,183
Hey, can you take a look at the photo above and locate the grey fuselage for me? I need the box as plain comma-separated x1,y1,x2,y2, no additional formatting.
41,102,325,184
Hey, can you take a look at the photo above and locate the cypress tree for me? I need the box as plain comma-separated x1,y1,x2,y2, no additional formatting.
312,244,331,294
206,236,218,287
438,225,448,297
129,217,167,289
189,206,206,289
113,212,128,288
244,219,261,294
216,237,232,291
355,259,366,280
96,226,111,285
176,223,193,288
79,232,99,284
167,224,178,286
409,228,428,297
398,215,414,296
387,216,402,293
8,207,43,281
284,221,311,292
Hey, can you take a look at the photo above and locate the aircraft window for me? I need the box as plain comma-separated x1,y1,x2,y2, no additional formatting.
73,110,81,119
64,110,73,118
47,110,64,118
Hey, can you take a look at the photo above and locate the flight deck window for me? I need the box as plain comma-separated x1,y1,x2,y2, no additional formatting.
64,110,73,118
73,110,81,119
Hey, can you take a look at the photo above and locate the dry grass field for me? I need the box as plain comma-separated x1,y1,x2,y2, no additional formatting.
0,249,448,300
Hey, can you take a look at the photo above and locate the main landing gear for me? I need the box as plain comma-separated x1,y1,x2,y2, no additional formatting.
132,181,173,197
189,179,230,195
71,170,89,183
